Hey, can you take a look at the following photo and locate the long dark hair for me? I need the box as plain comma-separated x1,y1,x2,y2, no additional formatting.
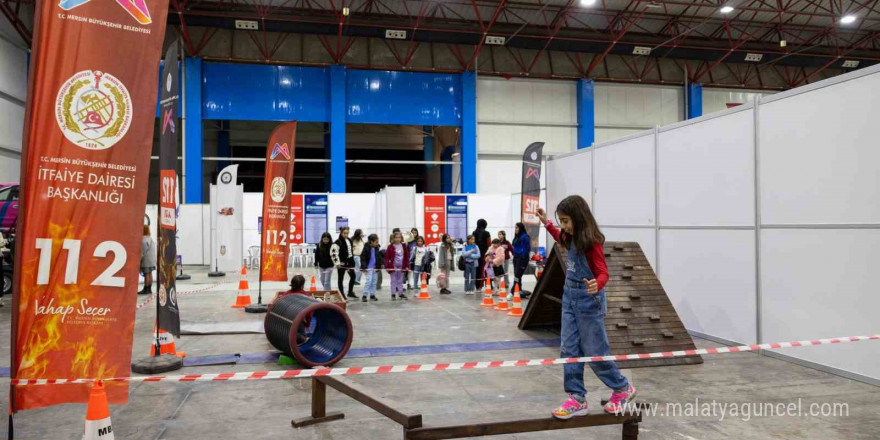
353,229,364,242
498,230,509,244
555,195,604,253
320,232,332,246
513,222,528,246
440,233,452,249
337,227,350,242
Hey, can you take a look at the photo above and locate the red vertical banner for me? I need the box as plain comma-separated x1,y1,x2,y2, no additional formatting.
261,122,297,281
290,194,304,245
11,0,169,410
423,195,446,244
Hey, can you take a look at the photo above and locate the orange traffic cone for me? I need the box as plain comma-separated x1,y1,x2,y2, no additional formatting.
494,280,510,311
416,273,431,300
150,323,186,358
309,275,317,292
232,265,252,308
507,284,524,317
480,281,496,308
238,265,249,290
82,380,114,440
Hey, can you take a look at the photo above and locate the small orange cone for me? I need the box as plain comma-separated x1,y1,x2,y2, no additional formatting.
82,380,114,440
480,281,496,308
150,323,186,358
232,265,252,308
416,273,431,300
494,280,510,311
238,265,249,290
507,284,523,317
309,275,317,292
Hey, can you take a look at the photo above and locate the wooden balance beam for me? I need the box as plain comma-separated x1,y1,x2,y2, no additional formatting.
292,376,643,439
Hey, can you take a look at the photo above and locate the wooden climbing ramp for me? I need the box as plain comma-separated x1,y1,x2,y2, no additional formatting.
519,241,703,369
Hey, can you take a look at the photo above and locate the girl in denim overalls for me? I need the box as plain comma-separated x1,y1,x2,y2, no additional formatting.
538,195,636,418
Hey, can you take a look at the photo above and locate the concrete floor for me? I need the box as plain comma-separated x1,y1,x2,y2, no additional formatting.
1,266,878,439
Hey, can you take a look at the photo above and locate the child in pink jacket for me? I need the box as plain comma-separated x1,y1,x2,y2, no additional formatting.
487,238,507,293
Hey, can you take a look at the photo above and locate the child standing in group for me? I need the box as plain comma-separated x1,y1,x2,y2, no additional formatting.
359,234,382,302
410,236,434,287
384,231,410,300
487,239,506,294
462,235,479,295
406,228,420,289
314,232,335,290
511,222,531,297
352,229,365,286
538,196,635,418
436,234,456,295
498,231,513,289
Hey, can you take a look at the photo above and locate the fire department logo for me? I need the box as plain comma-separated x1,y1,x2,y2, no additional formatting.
55,70,132,150
270,177,287,203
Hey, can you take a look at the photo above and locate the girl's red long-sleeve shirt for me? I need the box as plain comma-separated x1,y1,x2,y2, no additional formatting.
544,220,609,291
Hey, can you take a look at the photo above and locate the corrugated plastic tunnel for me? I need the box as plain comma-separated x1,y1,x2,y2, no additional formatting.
264,294,353,368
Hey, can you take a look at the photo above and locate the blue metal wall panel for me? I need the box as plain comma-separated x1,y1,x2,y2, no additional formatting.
202,62,330,122
346,70,462,126
460,72,477,193
577,79,595,149
184,57,204,204
329,65,347,193
687,83,703,119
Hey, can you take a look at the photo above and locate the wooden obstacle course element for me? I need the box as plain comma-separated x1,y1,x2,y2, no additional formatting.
293,376,642,439
519,242,702,369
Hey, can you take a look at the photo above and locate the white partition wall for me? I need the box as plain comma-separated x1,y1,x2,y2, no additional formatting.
756,66,880,383
593,132,655,227
544,63,880,384
656,105,758,344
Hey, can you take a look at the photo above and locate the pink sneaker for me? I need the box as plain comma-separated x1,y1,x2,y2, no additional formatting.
604,384,637,414
551,395,588,419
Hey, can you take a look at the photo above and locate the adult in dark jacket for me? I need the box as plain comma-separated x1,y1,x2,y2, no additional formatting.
314,232,335,290
335,227,357,298
472,219,491,289
511,222,531,297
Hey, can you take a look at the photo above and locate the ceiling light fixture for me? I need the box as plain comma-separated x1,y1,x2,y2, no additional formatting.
720,5,734,13
580,0,597,6
840,15,857,24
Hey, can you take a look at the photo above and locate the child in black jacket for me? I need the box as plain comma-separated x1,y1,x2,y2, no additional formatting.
314,232,334,290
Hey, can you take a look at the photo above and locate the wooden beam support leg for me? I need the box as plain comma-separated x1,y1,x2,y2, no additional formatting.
292,377,345,428
622,420,639,440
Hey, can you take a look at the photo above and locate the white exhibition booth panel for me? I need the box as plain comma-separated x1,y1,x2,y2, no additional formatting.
592,132,655,227
758,71,880,226
760,229,880,380
658,229,757,345
658,105,755,227
544,62,880,383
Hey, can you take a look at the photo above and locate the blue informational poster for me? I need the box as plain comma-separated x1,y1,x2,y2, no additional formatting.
446,195,468,242
336,216,349,233
305,194,329,244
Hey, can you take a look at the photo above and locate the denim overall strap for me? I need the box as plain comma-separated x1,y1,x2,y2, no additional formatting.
564,248,597,290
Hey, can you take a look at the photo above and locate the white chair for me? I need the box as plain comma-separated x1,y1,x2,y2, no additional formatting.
302,244,316,267
291,244,305,268
247,246,261,270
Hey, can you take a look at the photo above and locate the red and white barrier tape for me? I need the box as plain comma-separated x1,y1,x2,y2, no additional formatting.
11,335,878,385
135,281,231,311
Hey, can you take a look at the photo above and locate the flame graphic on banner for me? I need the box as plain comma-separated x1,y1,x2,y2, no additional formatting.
15,220,125,406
